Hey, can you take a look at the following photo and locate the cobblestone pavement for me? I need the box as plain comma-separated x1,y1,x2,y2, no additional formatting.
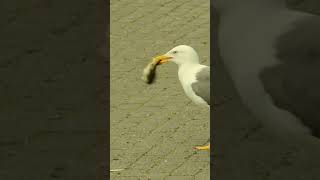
110,0,210,179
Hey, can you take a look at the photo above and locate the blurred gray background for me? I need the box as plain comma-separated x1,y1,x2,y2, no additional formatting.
213,0,320,179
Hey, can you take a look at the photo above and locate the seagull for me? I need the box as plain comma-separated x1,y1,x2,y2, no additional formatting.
154,45,210,150
214,0,320,139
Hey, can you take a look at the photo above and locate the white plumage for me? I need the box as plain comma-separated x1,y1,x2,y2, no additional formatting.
178,63,209,106
154,45,210,150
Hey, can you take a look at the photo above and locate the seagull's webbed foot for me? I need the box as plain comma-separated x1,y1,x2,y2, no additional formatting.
195,143,210,150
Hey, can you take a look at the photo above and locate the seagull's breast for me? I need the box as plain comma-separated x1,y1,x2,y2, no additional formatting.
178,64,208,106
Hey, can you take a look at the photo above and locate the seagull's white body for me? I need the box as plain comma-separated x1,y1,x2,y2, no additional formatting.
215,0,316,136
155,45,210,150
178,63,209,107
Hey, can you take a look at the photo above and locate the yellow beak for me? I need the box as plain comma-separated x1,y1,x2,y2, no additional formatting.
154,55,172,65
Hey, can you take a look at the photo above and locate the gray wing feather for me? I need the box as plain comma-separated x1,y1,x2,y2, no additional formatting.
191,67,210,105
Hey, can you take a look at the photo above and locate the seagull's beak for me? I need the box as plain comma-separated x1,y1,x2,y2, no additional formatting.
154,55,172,65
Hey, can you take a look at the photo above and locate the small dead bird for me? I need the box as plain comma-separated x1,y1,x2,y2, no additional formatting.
141,57,161,84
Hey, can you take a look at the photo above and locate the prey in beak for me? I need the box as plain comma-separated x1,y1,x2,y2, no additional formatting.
154,55,172,65
141,54,172,84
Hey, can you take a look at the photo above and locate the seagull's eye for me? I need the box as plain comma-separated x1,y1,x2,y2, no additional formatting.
172,51,178,54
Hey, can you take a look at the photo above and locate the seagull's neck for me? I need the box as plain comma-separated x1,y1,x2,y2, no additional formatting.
177,62,203,78
178,62,200,69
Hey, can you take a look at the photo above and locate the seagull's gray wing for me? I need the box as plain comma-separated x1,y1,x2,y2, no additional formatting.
192,66,210,105
260,16,320,137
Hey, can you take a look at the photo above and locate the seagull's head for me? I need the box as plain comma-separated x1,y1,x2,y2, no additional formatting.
154,45,199,66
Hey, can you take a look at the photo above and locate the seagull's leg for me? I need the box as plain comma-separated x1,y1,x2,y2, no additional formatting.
195,143,210,150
